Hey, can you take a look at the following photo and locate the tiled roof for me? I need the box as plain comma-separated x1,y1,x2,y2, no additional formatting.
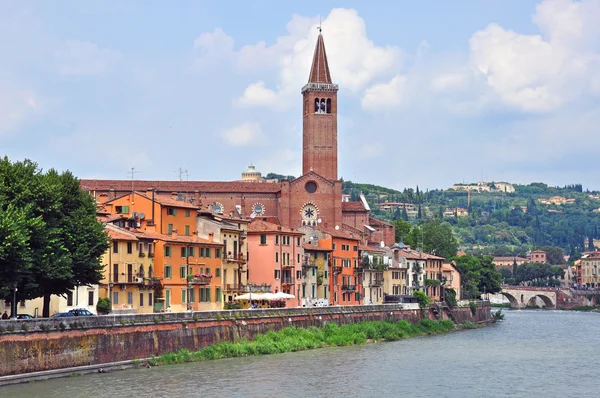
151,194,200,209
316,226,360,241
248,220,301,235
302,243,331,252
105,224,138,241
342,201,367,212
368,217,393,227
80,179,282,193
493,256,528,262
359,244,386,253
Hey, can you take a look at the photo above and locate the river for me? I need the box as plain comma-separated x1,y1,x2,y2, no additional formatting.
2,310,599,397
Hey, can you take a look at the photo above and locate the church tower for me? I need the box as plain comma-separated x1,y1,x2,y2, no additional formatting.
302,32,339,181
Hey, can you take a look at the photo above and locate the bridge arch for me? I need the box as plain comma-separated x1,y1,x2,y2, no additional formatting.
527,294,554,308
500,292,519,309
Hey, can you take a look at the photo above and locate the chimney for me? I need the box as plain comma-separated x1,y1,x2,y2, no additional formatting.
208,232,214,243
172,229,178,237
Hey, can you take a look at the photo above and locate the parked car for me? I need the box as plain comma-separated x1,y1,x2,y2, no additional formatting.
16,314,33,319
52,312,75,318
69,309,95,317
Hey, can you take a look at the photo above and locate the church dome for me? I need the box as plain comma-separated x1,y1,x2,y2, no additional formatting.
241,164,262,181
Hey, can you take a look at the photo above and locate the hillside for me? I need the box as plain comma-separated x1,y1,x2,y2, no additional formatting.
266,173,600,256
342,180,600,256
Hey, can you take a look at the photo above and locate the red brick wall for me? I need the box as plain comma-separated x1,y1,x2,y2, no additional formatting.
302,90,338,181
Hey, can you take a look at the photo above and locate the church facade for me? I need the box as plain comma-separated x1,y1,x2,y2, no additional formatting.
80,33,394,247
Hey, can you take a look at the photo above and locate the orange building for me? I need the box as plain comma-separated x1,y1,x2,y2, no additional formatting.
424,253,445,302
299,226,362,306
247,220,304,307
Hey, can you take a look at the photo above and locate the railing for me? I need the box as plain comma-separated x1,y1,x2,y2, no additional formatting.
224,284,247,292
223,253,246,263
342,284,357,292
302,260,317,268
189,277,211,285
282,263,295,268
354,267,364,275
281,277,294,285
148,252,154,258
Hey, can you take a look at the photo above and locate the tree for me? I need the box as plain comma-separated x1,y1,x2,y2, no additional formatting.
393,219,412,244
451,255,502,299
537,246,564,265
401,206,409,221
0,158,109,317
417,204,422,220
422,219,458,259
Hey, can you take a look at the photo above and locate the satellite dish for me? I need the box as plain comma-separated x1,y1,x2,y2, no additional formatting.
380,241,385,248
132,212,139,219
317,218,322,224
335,225,340,230
250,213,256,219
139,213,145,220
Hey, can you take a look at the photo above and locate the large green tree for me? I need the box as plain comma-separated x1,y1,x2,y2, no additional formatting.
451,255,502,299
0,157,109,317
422,219,458,259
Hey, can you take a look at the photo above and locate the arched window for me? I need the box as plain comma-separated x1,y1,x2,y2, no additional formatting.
314,98,320,113
326,98,331,114
139,265,145,278
148,266,153,279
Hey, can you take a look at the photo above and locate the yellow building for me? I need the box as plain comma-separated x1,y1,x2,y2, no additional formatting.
442,262,461,300
581,252,600,288
100,224,158,314
302,243,332,305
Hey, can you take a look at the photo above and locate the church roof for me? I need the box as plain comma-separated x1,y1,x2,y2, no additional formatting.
308,33,332,83
80,179,282,194
342,201,367,212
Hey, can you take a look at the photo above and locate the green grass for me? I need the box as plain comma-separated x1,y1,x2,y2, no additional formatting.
569,305,600,312
149,319,457,366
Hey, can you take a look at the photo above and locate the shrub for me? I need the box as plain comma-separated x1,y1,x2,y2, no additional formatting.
21,323,29,332
413,291,430,309
96,298,111,315
445,288,457,308
6,325,15,332
469,301,477,316
40,324,50,332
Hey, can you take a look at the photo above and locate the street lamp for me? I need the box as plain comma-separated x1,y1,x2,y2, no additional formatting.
11,282,18,319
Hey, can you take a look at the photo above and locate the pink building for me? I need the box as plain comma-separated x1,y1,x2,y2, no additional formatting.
247,220,304,307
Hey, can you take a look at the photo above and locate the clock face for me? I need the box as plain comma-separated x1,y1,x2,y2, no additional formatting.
302,204,317,221
253,203,264,215
213,202,223,214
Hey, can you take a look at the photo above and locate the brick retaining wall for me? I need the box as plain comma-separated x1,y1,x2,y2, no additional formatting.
0,303,491,377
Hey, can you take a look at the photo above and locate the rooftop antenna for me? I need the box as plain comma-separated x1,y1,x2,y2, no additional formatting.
127,167,142,195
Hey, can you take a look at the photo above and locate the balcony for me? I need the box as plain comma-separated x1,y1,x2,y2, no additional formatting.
223,253,246,263
148,252,154,258
342,284,357,292
189,276,212,285
138,251,146,258
224,283,247,292
281,277,294,285
354,267,364,275
369,278,384,287
282,263,295,269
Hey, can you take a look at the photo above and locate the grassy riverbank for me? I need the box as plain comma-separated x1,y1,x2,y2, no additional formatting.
149,319,457,366
569,306,600,312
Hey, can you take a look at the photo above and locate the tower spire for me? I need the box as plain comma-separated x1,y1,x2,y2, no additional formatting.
307,30,332,84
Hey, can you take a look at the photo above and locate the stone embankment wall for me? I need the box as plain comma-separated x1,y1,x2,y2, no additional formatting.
0,303,491,377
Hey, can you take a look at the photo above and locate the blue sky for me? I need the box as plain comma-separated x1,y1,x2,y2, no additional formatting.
2,0,599,190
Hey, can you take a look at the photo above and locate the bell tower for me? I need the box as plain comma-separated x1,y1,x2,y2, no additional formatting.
302,31,339,181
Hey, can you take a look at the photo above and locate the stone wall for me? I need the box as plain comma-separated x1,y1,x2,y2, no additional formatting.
0,304,491,377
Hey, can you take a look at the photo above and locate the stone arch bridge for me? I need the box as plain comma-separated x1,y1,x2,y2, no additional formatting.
500,287,557,309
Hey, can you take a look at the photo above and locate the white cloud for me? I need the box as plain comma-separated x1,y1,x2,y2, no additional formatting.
361,75,407,111
55,40,120,76
222,122,263,146
195,8,403,109
193,28,235,68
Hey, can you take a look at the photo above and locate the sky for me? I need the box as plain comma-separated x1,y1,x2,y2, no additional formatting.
1,0,600,191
